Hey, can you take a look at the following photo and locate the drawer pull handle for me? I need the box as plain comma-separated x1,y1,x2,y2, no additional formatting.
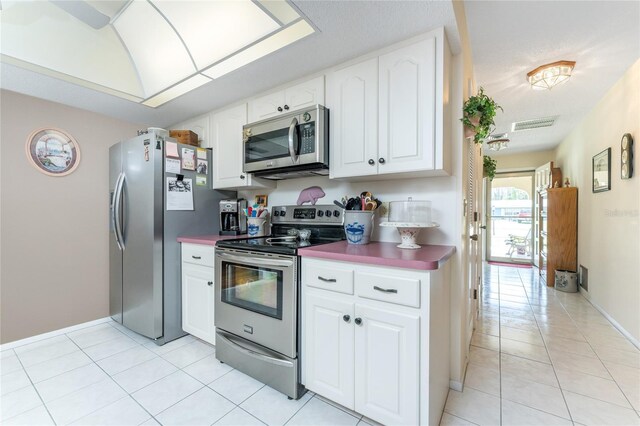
318,276,337,283
373,286,397,294
192,255,202,259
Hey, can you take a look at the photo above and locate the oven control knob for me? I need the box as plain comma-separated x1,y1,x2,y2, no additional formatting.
273,211,280,217
317,210,324,217
279,210,286,217
325,209,332,217
333,210,340,217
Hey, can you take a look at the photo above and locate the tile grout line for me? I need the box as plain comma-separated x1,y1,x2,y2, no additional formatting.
64,331,159,425
551,285,640,413
517,266,575,424
6,348,57,425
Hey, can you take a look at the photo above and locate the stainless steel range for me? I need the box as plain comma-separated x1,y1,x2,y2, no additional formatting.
214,204,344,399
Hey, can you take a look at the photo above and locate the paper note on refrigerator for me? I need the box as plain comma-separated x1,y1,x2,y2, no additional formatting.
166,177,194,211
182,148,195,170
165,158,181,174
166,141,179,158
197,148,207,160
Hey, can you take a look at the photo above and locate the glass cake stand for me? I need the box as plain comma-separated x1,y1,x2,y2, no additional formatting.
379,222,440,249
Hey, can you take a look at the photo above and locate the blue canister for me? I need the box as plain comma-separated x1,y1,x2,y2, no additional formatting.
344,211,375,245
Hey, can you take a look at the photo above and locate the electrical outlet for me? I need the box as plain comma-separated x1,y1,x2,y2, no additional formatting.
379,202,389,217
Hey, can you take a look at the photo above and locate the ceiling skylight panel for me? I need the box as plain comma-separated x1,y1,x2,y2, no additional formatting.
142,74,211,108
113,0,196,97
153,0,280,70
257,0,302,25
202,19,314,79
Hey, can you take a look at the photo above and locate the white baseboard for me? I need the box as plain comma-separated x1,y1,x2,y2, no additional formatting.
1,317,112,351
580,291,640,350
449,380,463,392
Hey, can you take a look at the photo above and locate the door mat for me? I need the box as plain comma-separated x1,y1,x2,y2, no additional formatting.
487,261,532,268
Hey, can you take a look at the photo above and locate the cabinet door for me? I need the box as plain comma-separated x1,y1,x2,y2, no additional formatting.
211,104,250,189
378,37,436,174
328,59,379,178
182,263,215,344
304,293,355,409
284,76,325,112
354,305,419,425
248,90,286,123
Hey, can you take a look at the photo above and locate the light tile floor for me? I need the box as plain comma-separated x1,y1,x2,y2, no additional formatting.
3,263,639,425
443,264,640,426
1,321,376,425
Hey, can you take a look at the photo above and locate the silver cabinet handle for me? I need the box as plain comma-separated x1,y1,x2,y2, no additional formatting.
288,117,299,163
192,255,202,259
318,276,336,283
373,286,398,294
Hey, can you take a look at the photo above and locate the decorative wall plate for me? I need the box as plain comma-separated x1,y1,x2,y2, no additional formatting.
621,133,633,179
25,128,81,176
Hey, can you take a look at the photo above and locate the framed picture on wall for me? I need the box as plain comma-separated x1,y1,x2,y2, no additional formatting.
592,148,611,193
25,128,81,176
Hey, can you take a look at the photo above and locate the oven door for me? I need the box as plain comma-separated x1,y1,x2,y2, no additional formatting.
215,248,297,358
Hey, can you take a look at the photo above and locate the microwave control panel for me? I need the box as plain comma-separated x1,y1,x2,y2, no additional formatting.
300,122,316,155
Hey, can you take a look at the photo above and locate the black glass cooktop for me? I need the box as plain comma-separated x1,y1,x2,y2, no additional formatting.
216,235,340,255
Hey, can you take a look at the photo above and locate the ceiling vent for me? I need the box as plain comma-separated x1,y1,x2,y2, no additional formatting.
511,116,558,132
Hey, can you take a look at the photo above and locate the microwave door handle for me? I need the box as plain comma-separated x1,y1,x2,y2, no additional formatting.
288,117,299,163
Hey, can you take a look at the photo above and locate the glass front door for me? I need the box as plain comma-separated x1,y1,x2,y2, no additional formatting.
220,261,283,320
486,172,534,264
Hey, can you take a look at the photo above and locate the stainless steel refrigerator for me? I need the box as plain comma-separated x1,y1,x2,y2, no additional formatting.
109,130,233,345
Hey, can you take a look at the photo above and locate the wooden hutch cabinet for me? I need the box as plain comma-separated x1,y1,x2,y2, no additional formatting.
538,187,578,286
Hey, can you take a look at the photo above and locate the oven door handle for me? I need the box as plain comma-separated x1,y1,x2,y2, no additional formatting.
216,252,294,268
216,330,294,368
288,117,299,164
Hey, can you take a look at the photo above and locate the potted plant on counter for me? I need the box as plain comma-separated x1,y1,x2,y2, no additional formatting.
461,87,503,144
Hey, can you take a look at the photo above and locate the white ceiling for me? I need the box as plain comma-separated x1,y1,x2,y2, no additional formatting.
0,0,460,128
465,1,640,156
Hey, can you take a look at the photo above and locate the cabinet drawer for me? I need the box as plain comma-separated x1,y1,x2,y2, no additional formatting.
304,262,354,295
181,243,215,267
355,272,420,308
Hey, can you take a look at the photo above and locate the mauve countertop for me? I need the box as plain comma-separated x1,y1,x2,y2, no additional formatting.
298,241,455,271
177,235,239,245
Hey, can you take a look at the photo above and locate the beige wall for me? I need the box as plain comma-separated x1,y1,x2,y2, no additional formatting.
492,149,555,172
0,90,142,344
554,59,640,343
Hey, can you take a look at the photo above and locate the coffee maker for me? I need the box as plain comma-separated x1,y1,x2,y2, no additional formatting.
219,199,247,236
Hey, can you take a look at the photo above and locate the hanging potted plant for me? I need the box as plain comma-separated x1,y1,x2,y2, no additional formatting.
483,155,497,181
461,87,503,144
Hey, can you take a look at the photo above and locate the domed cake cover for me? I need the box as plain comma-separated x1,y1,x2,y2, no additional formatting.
388,198,432,225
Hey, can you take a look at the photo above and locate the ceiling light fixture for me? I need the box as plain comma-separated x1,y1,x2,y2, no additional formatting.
486,133,509,151
527,60,576,90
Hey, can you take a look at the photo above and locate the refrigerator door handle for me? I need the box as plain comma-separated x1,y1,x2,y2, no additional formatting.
112,173,123,251
114,172,126,250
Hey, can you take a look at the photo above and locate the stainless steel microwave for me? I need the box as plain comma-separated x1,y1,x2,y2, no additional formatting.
243,105,329,180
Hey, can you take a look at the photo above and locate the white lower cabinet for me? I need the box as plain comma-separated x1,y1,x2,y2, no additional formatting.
302,258,439,425
181,244,215,344
304,293,355,408
354,305,419,425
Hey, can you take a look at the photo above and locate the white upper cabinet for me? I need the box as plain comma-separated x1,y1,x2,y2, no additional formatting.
172,114,211,148
378,37,436,174
327,30,450,179
328,58,379,179
248,76,325,123
210,104,276,190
